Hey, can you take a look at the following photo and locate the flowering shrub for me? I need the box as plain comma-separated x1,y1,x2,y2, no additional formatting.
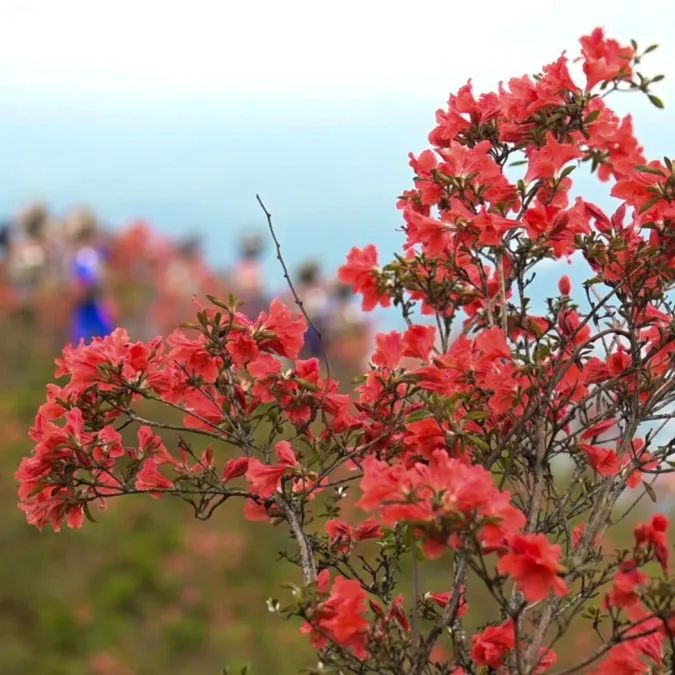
17,28,674,674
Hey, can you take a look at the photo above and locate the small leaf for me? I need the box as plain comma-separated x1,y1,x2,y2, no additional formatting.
83,503,97,524
644,44,659,54
207,294,229,309
406,410,433,423
466,434,490,451
464,410,490,421
648,94,665,109
643,481,657,503
584,109,601,124
635,165,665,176
559,165,577,180
639,196,662,214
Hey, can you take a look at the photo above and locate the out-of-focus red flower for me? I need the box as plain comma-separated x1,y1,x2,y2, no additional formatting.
498,533,568,602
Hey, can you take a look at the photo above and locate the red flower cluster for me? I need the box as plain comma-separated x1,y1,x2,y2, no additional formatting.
580,27,634,90
302,571,370,659
498,533,568,602
17,27,675,675
634,514,670,571
16,300,351,530
358,449,526,558
326,518,382,554
471,620,515,669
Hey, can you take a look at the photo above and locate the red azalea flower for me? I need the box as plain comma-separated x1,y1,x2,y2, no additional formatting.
471,620,515,669
498,533,568,602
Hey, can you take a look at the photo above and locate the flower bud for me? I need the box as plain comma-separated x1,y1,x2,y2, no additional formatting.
558,275,572,296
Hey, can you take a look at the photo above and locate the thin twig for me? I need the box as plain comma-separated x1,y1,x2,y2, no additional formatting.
256,194,332,380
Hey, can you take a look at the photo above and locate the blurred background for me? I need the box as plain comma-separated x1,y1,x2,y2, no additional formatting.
1,1,674,673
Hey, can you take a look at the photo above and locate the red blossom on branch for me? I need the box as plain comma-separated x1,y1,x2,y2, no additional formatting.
15,26,675,675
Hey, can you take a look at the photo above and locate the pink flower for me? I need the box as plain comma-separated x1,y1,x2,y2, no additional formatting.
255,299,307,359
525,133,582,181
471,620,515,669
302,575,370,660
634,514,669,571
498,534,568,602
580,28,634,91
222,457,249,483
372,331,404,370
403,324,436,361
339,245,390,311
135,460,174,497
245,441,299,498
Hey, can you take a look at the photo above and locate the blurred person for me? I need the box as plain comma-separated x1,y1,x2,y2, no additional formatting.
0,219,11,265
153,234,221,334
232,231,268,317
294,260,329,360
67,207,115,342
0,220,19,313
5,202,72,346
6,202,50,300
107,220,171,339
325,281,372,379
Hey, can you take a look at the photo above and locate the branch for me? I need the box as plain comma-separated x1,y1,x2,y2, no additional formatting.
280,499,317,584
551,620,663,675
256,194,332,380
414,554,468,673
526,416,547,533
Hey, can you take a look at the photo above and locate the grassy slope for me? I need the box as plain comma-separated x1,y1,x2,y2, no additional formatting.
0,317,312,674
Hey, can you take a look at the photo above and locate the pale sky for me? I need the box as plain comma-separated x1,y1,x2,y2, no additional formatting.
0,0,673,103
0,0,672,284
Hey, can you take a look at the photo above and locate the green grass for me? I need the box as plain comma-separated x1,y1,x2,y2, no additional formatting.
0,320,312,674
1,316,670,673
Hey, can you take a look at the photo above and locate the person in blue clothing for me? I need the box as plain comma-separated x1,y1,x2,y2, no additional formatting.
68,209,114,343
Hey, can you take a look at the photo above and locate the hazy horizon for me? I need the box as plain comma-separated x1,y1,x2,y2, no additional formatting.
1,1,673,286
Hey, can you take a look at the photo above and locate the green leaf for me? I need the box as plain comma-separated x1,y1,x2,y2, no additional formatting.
466,434,490,451
464,410,490,421
406,410,433,423
559,165,577,180
648,94,665,109
584,109,601,124
83,502,97,524
207,294,229,309
642,481,657,503
639,196,662,214
635,165,665,176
